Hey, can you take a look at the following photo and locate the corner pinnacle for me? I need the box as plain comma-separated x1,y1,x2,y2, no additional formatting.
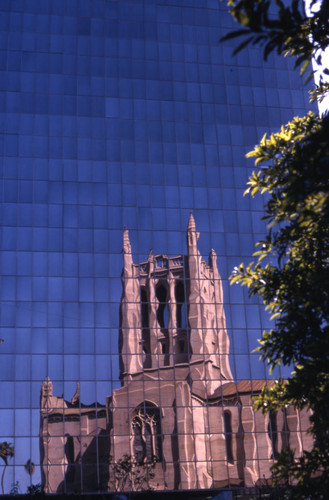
187,211,196,231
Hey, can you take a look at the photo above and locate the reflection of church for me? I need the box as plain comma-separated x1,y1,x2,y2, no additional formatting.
40,214,312,493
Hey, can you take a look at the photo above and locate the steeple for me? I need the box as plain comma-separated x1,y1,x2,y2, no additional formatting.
122,226,133,277
41,376,53,400
187,211,200,252
40,377,50,414
187,211,196,231
120,225,143,380
40,376,67,413
186,215,233,384
71,382,80,406
123,226,132,255
209,248,218,274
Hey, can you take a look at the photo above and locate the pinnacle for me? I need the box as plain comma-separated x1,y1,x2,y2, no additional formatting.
123,226,132,254
42,376,52,387
123,226,130,241
187,211,196,231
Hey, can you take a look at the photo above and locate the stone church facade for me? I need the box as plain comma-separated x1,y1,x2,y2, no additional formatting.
40,214,312,493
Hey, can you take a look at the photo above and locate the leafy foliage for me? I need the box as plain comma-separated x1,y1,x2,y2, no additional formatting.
230,111,329,497
221,0,329,92
108,454,157,492
0,442,14,495
9,481,20,496
222,1,329,497
309,81,329,104
0,442,14,467
24,459,35,476
26,483,43,496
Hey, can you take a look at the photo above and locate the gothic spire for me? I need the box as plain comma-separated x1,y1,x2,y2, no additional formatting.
187,211,199,251
123,226,132,254
187,211,196,232
209,248,218,274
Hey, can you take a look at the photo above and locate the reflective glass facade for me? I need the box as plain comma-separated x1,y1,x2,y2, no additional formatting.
0,0,314,494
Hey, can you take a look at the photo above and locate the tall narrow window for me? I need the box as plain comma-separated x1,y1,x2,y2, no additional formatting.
156,284,168,328
132,403,162,465
174,281,189,363
141,288,149,331
141,288,151,368
64,435,75,484
175,281,186,329
156,283,170,365
224,411,234,463
268,411,278,459
132,418,146,465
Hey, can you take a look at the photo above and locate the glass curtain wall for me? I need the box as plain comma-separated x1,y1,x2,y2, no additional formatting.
0,0,313,494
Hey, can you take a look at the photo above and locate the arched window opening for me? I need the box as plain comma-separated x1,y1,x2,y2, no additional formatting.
64,435,75,483
141,288,149,331
224,411,234,463
156,284,168,328
141,287,151,368
141,288,150,351
132,419,146,465
132,403,162,465
175,281,186,329
268,411,278,459
65,435,75,464
156,283,170,366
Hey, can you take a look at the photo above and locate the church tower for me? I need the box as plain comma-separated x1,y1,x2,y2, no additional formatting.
119,213,233,387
